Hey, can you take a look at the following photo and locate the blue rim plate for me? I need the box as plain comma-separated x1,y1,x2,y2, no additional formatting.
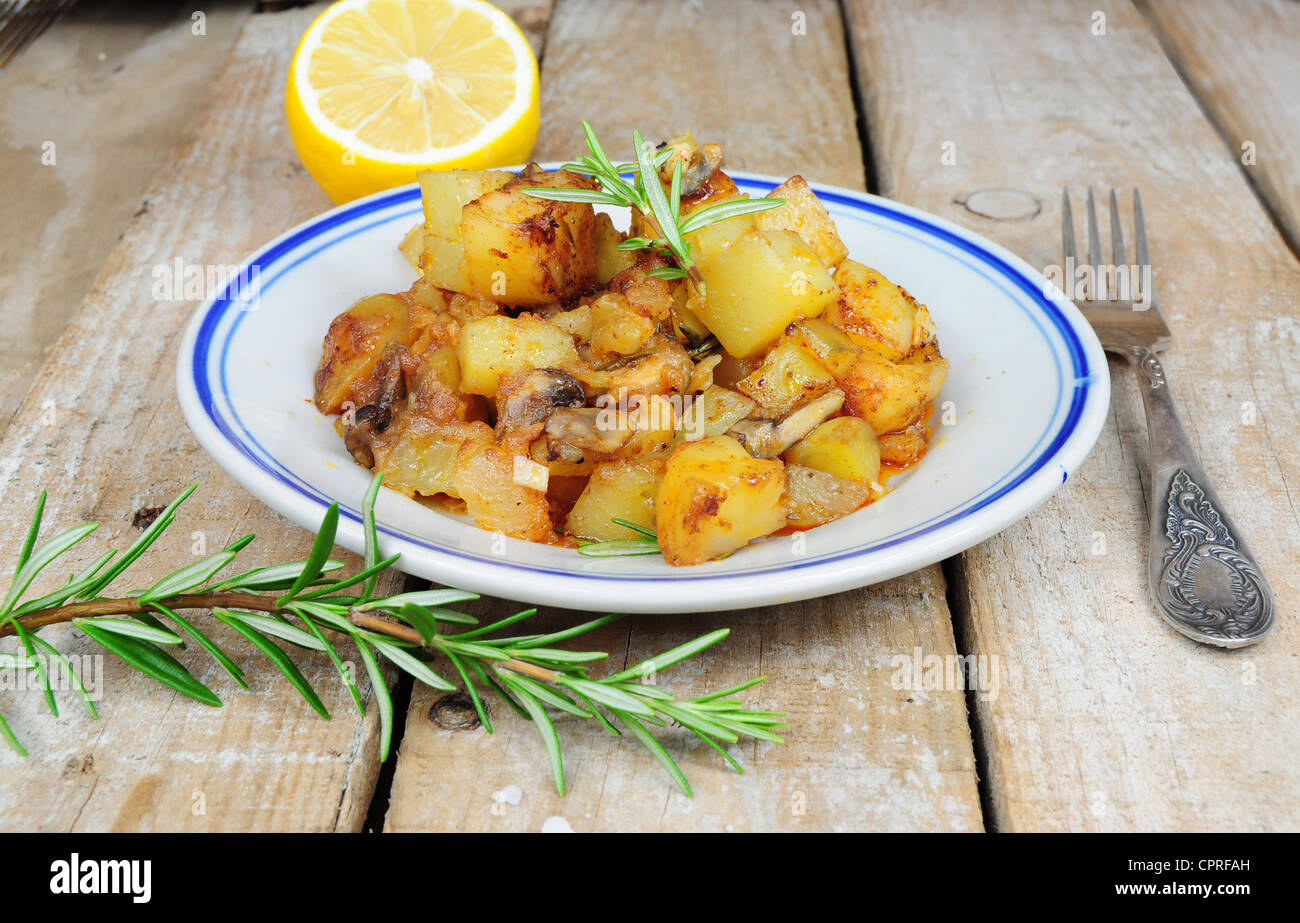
176,171,1110,613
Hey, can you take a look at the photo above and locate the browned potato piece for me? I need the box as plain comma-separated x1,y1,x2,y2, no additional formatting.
372,420,490,499
840,343,948,435
595,213,635,284
456,314,580,397
655,435,787,566
753,175,848,269
782,465,873,528
735,336,838,418
460,167,599,306
566,458,664,540
878,420,931,468
453,437,555,542
416,170,514,290
313,293,412,414
418,169,514,239
828,260,938,360
787,318,861,378
784,416,881,483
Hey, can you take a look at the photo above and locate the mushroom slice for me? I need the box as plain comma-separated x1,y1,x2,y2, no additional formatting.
727,390,844,458
543,407,632,462
343,344,411,467
657,132,725,197
495,368,586,435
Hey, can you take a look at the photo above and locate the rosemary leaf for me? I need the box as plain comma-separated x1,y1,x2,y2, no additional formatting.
500,677,566,796
615,710,692,797
355,638,392,760
151,602,247,689
74,617,184,646
76,619,221,707
368,637,456,692
212,608,329,719
276,502,339,606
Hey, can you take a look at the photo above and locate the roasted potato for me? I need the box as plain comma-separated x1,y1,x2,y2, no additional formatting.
595,212,635,283
735,336,838,418
372,420,489,499
839,343,948,435
784,416,881,483
460,167,599,305
753,175,848,269
566,458,664,540
457,314,580,397
313,293,413,414
828,260,938,360
452,437,555,542
655,435,787,566
695,228,838,357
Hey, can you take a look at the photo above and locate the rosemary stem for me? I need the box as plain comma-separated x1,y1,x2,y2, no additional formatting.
1,592,282,637
347,612,421,642
498,659,560,683
639,209,707,290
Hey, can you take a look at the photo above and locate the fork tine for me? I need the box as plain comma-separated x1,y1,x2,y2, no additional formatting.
1109,188,1125,267
1086,187,1103,299
1133,189,1155,307
1061,188,1077,267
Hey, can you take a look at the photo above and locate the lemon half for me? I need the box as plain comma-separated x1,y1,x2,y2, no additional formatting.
287,0,539,203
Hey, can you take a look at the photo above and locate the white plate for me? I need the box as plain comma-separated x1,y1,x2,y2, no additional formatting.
176,172,1109,613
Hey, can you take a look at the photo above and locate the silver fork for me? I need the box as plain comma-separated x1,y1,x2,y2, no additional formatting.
1062,188,1275,648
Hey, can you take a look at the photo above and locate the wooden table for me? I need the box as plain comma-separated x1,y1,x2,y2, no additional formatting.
0,0,1296,832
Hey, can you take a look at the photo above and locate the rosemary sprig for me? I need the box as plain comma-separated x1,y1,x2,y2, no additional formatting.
577,518,661,557
522,121,784,283
0,477,782,796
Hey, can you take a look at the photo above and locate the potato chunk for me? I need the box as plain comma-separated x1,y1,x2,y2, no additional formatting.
753,175,848,269
828,260,938,360
655,435,787,566
595,213,635,284
453,438,555,542
419,170,513,238
735,337,838,418
416,170,513,291
460,167,599,306
313,294,412,414
784,416,881,483
839,343,948,435
371,420,491,499
695,229,837,357
566,459,664,540
456,314,580,397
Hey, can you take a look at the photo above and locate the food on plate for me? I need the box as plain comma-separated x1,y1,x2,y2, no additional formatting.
313,125,948,565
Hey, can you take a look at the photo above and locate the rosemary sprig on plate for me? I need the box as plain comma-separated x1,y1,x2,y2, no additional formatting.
576,518,661,557
521,121,783,282
0,476,783,795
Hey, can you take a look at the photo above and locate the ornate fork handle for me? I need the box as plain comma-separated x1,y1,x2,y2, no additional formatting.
1128,346,1275,647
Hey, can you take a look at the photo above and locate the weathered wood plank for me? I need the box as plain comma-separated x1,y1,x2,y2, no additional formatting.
0,5,401,833
0,1,253,436
1139,0,1300,254
383,0,982,832
845,0,1300,831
